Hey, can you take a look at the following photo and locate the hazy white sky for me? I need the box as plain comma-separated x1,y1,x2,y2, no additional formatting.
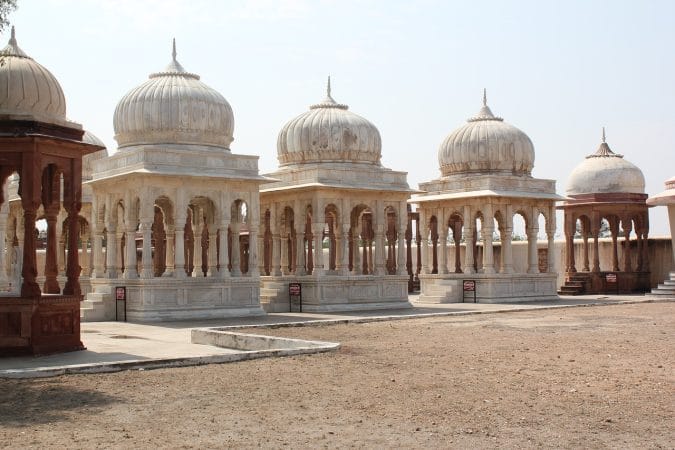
6,0,675,236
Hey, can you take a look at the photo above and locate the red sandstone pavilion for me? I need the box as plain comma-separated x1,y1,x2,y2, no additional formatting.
0,28,101,355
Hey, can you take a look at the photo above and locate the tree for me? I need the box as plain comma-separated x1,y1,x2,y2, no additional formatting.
0,0,16,34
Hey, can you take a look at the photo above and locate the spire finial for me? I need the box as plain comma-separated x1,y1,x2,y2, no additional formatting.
602,126,606,143
327,75,331,98
483,88,487,106
9,25,16,45
172,38,177,62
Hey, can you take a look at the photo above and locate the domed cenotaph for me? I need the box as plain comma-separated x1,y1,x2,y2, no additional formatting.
0,28,101,354
83,41,267,321
411,90,561,302
647,175,675,295
259,78,412,312
558,129,650,294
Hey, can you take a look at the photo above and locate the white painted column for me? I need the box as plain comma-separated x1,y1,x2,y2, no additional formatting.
481,207,495,274
123,224,139,279
80,235,90,277
257,229,265,276
192,213,203,277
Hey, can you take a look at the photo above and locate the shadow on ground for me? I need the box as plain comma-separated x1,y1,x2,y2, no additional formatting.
0,379,122,426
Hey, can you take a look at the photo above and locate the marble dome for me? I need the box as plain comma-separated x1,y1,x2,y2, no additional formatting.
0,27,67,125
82,131,108,180
113,40,234,150
277,78,382,165
566,130,645,196
438,90,535,177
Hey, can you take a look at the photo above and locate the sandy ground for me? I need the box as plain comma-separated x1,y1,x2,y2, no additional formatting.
0,302,673,449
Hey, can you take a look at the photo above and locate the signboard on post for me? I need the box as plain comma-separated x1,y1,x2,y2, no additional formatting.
289,283,302,312
115,286,127,322
606,273,619,294
462,280,477,303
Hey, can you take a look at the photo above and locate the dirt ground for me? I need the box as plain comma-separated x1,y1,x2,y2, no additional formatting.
1,302,673,449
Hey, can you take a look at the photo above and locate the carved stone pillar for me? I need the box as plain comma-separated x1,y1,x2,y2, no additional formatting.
419,211,430,275
622,218,633,272
609,217,620,271
217,223,229,278
642,231,650,272
582,226,590,272
164,227,175,276
463,223,475,275
527,227,539,274
351,225,361,275
374,228,386,276
43,210,60,293
192,217,203,277
81,235,90,277
295,227,306,276
20,202,40,297
174,223,186,278
591,225,600,273
280,232,290,275
139,220,153,278
105,227,117,278
312,223,324,276
123,225,138,279
501,228,514,274
338,224,349,276
248,228,259,277
271,232,282,276
438,229,448,274
547,230,556,273
205,229,217,277
63,205,82,296
396,219,406,275
482,222,495,274
230,222,241,276
453,225,462,274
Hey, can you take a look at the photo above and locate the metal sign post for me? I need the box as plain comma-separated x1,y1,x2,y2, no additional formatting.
115,286,127,322
463,280,476,303
606,273,619,294
289,282,302,312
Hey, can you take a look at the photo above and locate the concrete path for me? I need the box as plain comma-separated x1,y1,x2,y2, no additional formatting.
1,294,670,378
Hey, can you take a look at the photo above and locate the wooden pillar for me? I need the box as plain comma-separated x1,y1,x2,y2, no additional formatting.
62,170,82,296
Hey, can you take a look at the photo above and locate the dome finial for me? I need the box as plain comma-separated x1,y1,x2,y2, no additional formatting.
483,88,487,106
327,75,331,98
602,126,606,143
9,25,15,45
172,38,177,62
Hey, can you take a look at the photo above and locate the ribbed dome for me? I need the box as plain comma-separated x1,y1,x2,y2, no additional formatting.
566,130,645,195
277,77,381,165
438,90,535,177
0,27,67,125
113,40,234,150
82,130,108,180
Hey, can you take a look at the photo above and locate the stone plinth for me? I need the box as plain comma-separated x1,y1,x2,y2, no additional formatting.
86,278,264,322
418,273,558,304
261,275,411,313
0,295,84,356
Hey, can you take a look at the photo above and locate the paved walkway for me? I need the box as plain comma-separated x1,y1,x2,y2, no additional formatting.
1,294,670,378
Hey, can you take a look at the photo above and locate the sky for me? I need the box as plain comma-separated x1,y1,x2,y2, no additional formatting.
5,0,675,236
